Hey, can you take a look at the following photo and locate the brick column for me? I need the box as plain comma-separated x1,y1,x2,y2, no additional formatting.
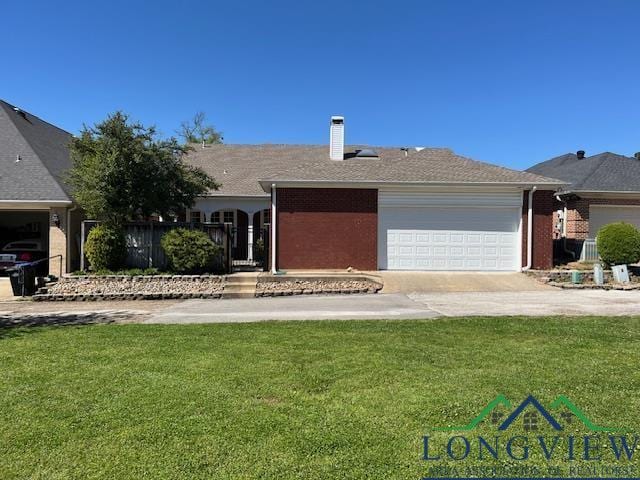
49,207,68,276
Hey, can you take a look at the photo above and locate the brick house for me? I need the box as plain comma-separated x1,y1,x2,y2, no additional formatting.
186,117,562,271
527,150,640,261
0,100,82,275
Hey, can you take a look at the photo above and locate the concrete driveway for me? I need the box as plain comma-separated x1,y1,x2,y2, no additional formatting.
144,289,640,323
379,271,550,293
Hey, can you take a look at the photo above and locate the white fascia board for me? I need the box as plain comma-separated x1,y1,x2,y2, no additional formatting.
561,190,640,199
198,193,270,198
259,180,564,192
0,200,73,210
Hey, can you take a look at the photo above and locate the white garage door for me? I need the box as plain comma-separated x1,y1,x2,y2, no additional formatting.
589,206,640,238
378,191,521,271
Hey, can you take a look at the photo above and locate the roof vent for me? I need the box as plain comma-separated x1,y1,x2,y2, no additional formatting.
576,150,586,159
12,107,27,120
329,116,344,161
635,152,640,160
355,148,378,158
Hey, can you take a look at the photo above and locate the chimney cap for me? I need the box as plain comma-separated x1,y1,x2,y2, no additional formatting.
576,150,586,159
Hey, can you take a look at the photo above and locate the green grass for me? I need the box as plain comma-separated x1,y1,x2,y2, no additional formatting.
1,317,639,479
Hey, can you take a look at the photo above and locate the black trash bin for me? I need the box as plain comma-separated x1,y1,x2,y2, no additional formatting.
21,263,37,296
7,263,37,296
7,268,22,296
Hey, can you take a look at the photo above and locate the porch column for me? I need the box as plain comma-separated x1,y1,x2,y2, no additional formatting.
245,209,258,262
247,223,254,261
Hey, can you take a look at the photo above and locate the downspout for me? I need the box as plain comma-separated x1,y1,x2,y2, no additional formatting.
522,186,537,271
66,204,78,274
270,184,277,274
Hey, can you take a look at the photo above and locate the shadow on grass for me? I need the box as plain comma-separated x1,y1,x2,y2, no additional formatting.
0,312,128,340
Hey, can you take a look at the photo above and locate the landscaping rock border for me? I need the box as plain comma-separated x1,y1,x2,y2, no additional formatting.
526,269,639,290
33,275,224,301
546,282,640,291
256,275,383,297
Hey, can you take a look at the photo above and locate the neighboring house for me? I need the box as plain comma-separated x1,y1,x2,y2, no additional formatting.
0,100,81,275
527,150,640,260
186,116,562,272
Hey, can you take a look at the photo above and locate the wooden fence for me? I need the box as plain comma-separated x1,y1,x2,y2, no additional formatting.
81,221,232,273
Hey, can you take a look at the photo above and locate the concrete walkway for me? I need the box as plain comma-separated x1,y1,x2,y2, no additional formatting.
145,294,438,323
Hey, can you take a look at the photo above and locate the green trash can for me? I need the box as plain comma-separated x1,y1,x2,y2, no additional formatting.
571,270,583,284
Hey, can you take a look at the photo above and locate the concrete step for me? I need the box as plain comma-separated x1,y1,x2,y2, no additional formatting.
224,285,256,293
222,291,257,299
226,278,258,286
222,274,258,299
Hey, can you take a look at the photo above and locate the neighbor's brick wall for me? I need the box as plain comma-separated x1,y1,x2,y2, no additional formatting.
564,197,640,240
522,190,554,270
276,188,378,270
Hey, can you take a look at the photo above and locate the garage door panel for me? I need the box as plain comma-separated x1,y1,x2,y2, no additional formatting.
589,206,640,237
379,205,520,271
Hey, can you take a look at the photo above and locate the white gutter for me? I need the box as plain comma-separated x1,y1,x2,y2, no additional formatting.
258,179,565,192
0,200,72,210
522,186,537,271
270,183,277,274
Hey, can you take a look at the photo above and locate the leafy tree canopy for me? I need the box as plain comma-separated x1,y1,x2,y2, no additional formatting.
178,111,223,145
68,112,219,225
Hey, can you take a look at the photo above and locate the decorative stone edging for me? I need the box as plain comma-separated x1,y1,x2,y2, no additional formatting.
546,281,640,291
256,276,383,297
32,274,385,300
33,275,224,301
525,269,617,284
526,269,640,290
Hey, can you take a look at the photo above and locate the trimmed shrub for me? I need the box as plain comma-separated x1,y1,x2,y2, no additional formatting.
85,224,127,271
161,228,221,274
596,222,640,266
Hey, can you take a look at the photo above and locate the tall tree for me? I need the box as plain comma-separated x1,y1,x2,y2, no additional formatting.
68,112,219,225
178,111,223,145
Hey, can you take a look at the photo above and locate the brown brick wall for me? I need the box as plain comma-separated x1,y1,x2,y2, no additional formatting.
276,188,378,270
49,207,67,276
564,197,640,240
522,190,555,270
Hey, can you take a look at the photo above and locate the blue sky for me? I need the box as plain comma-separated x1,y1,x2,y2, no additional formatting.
2,0,640,169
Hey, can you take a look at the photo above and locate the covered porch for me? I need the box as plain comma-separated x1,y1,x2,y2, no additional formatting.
189,196,271,267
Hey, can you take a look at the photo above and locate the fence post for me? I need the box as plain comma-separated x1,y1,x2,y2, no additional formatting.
80,221,85,271
149,220,154,269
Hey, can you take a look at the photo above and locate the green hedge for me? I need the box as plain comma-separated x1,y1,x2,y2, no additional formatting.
160,228,221,274
85,224,127,271
596,222,640,266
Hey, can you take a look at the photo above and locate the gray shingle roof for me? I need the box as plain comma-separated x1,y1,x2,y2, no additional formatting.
0,100,73,202
185,144,562,196
527,152,640,193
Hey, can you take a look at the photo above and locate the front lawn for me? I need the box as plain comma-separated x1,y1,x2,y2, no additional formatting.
1,317,639,479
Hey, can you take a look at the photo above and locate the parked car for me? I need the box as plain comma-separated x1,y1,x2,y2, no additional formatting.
1,241,48,275
0,253,17,274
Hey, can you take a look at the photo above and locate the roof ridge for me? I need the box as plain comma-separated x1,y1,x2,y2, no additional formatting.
189,142,451,151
